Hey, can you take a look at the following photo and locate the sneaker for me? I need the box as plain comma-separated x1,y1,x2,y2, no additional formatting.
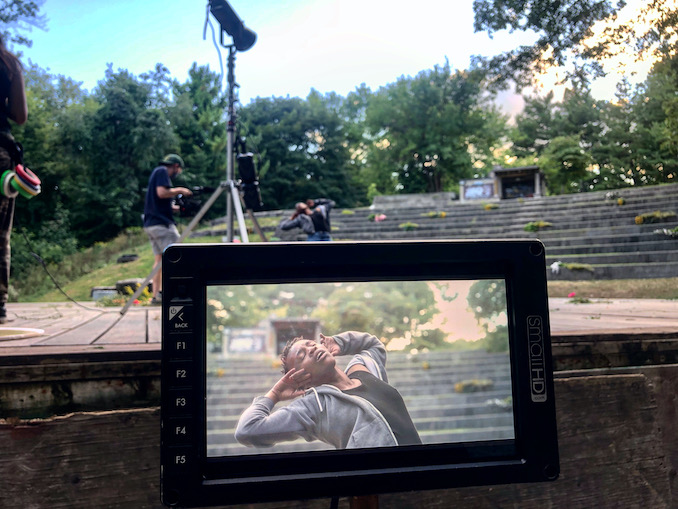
0,305,12,324
150,297,162,306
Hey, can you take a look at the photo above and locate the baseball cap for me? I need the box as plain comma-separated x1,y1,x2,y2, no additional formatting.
161,154,185,168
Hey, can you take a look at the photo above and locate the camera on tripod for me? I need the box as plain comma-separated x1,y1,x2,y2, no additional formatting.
174,149,263,219
237,152,263,211
175,186,216,218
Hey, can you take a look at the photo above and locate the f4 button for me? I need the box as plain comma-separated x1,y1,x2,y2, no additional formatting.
169,304,193,332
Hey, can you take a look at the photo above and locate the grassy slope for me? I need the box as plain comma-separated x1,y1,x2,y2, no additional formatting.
29,235,678,302
32,236,214,302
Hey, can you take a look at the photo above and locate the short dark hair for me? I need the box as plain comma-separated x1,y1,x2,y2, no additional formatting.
280,336,305,374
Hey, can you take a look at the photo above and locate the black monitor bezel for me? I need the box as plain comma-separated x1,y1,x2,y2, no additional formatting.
160,240,559,507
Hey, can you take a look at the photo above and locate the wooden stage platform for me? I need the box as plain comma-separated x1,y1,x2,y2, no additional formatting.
0,297,677,359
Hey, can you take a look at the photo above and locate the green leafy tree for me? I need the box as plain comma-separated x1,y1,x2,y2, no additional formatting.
168,64,228,191
206,285,269,344
626,53,678,184
472,0,678,89
0,0,47,48
467,279,508,352
510,91,557,159
540,135,593,194
364,62,507,194
312,281,445,350
11,65,90,236
556,85,606,149
239,92,356,210
338,83,375,206
587,81,640,190
65,67,178,245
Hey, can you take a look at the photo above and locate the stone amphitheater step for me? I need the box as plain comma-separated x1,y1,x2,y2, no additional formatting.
208,349,510,370
204,349,513,458
327,209,678,233
546,240,677,255
545,249,676,265
205,400,513,431
205,383,514,412
207,425,515,457
199,183,678,279
206,412,514,448
207,388,514,414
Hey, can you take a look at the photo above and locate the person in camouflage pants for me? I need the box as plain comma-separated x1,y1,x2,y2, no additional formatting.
0,35,28,322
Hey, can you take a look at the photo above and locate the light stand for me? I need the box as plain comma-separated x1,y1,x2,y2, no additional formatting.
119,1,259,314
225,44,237,242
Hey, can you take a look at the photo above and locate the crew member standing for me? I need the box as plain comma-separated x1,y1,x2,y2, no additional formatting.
143,154,192,305
0,35,27,323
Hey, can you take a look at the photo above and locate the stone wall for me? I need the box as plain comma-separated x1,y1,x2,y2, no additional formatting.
2,334,678,508
1,367,676,508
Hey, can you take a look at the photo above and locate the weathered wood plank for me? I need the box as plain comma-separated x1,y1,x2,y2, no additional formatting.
96,309,147,344
0,373,673,509
147,308,162,343
43,312,125,346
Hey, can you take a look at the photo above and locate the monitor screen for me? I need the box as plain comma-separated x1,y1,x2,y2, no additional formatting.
205,278,513,458
160,240,558,507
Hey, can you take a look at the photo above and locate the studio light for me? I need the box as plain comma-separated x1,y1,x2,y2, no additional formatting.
209,0,257,51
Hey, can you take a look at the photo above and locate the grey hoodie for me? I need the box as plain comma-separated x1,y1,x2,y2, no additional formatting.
279,213,314,235
235,331,400,449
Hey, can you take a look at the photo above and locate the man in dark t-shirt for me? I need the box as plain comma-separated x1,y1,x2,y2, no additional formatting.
143,154,192,305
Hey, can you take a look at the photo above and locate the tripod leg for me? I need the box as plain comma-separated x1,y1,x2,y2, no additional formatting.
246,209,268,242
119,184,227,315
177,184,227,243
230,182,249,242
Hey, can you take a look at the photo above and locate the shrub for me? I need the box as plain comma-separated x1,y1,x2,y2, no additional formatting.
654,226,678,238
97,283,152,307
562,262,595,272
454,379,494,393
366,183,380,203
635,210,677,224
398,222,419,231
424,211,447,218
524,221,552,232
11,226,148,301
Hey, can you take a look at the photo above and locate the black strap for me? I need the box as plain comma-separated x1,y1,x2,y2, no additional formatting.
0,132,23,166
